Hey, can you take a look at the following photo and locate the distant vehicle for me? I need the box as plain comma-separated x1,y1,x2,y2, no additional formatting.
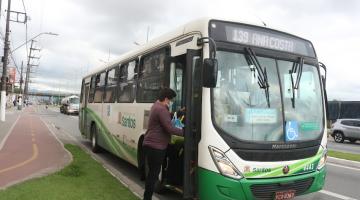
60,95,80,115
330,119,360,143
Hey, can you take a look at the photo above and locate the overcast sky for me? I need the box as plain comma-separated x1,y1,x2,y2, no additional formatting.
1,0,360,100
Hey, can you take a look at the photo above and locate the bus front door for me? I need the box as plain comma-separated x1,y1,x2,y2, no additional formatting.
81,83,90,134
183,49,202,199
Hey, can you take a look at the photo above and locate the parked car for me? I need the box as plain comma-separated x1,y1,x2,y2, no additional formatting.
330,119,360,143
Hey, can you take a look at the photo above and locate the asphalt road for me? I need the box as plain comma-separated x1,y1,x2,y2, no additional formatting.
38,105,360,200
328,139,360,154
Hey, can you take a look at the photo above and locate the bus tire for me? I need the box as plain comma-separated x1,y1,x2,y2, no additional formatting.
91,123,100,153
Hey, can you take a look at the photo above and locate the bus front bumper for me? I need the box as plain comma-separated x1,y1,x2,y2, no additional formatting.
198,167,326,200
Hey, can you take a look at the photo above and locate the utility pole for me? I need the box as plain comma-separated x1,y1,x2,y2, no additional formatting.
19,61,24,94
24,40,40,100
1,0,12,122
17,61,24,109
0,0,2,20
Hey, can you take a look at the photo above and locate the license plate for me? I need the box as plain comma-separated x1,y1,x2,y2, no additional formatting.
275,190,296,200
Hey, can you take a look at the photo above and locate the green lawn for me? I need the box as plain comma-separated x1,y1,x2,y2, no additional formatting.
0,144,140,200
328,150,360,162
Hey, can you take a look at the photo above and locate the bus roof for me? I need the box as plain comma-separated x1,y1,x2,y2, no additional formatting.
83,17,311,79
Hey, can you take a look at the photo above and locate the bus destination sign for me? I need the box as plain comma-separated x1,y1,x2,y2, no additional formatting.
226,26,295,53
210,21,316,57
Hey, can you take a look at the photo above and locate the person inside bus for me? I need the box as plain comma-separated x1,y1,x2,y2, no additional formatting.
142,88,184,200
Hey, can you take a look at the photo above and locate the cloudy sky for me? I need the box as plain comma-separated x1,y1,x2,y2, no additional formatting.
2,0,360,100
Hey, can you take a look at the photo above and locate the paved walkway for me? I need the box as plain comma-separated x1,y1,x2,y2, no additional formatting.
0,107,71,189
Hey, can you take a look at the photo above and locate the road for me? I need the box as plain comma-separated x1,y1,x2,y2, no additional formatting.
38,105,360,200
328,139,360,154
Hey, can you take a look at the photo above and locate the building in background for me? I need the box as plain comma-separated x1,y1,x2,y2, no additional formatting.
328,101,360,122
0,66,16,94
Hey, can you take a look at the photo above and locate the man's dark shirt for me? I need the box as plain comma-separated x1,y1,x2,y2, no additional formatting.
143,101,183,150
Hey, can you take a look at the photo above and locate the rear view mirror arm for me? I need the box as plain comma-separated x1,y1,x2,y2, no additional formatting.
197,37,217,59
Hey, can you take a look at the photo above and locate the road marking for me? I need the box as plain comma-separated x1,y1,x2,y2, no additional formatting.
327,163,360,172
0,115,21,151
0,144,39,174
320,190,358,200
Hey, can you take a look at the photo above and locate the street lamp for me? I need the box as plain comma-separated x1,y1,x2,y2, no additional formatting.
11,32,59,53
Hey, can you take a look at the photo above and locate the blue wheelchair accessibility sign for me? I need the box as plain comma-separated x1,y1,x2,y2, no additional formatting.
286,121,299,141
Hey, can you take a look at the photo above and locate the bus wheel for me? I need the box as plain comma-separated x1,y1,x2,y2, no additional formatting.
91,124,100,153
333,132,345,143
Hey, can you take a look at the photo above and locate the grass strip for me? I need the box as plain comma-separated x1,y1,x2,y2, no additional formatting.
328,150,360,162
0,144,140,200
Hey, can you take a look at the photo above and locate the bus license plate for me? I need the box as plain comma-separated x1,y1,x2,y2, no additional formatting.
275,190,295,200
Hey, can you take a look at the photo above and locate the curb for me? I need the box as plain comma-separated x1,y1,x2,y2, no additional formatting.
327,156,360,169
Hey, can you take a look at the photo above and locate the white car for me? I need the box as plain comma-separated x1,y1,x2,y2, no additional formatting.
330,119,360,143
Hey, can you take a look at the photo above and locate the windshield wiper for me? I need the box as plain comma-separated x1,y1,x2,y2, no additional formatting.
244,47,270,108
290,57,304,108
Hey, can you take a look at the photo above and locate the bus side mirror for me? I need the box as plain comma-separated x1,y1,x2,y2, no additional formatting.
203,58,218,88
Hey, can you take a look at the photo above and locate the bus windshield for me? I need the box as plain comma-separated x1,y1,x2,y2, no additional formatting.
213,50,324,142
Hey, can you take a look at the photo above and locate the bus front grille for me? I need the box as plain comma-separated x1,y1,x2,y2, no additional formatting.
250,177,314,200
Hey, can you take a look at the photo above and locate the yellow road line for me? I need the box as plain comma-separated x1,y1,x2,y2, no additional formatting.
0,144,39,174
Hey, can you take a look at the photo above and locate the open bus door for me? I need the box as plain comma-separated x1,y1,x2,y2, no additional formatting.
183,49,202,199
80,82,90,133
163,49,202,199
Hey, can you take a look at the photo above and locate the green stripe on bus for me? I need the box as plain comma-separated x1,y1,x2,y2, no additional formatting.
198,167,326,200
244,149,323,178
84,108,138,166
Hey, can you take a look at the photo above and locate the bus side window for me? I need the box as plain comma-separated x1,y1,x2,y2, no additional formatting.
104,67,118,103
118,60,136,103
80,80,84,103
88,75,96,103
94,72,106,103
137,48,169,103
169,62,184,112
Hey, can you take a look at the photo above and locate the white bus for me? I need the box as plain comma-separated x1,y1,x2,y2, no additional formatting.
79,18,328,200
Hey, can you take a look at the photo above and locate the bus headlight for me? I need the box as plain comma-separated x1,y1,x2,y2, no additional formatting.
317,150,327,170
208,146,243,180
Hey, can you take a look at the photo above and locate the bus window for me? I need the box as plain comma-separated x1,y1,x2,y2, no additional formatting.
118,60,136,103
170,62,184,112
80,80,84,103
94,72,106,103
137,49,168,103
104,67,118,103
88,75,96,103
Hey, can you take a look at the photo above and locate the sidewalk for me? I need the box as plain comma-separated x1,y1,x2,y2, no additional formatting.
0,106,72,189
0,106,22,144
